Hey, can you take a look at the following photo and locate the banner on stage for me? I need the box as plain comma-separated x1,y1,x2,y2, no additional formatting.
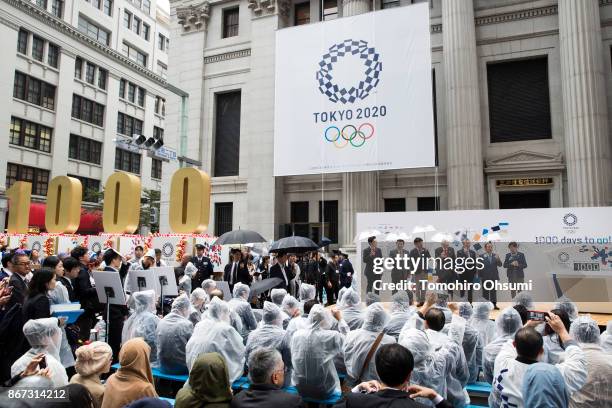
274,3,435,176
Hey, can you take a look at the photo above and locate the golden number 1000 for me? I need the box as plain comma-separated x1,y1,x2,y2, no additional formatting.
5,170,211,234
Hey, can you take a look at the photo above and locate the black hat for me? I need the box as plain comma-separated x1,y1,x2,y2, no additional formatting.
195,244,205,250
340,252,349,258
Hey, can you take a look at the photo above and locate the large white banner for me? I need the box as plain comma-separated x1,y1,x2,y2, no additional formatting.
274,3,435,176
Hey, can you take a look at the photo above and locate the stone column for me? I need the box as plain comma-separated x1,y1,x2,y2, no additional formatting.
558,0,611,206
442,0,485,210
340,0,377,247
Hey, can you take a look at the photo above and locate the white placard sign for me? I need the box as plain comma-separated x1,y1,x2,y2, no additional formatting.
274,3,435,176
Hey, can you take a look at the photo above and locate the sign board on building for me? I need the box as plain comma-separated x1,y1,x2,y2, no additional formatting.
274,3,435,176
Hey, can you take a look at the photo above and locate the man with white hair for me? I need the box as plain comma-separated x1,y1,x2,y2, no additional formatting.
186,297,245,382
568,316,612,407
156,294,194,374
232,348,304,407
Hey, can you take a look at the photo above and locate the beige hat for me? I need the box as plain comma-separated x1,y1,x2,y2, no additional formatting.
74,341,112,376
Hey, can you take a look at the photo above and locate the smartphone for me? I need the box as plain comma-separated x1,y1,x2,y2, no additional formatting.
528,310,548,321
39,355,47,369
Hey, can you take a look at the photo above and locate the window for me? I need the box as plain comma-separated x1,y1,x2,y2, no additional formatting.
72,94,105,126
155,96,165,116
98,68,107,90
222,8,239,38
133,16,141,35
153,126,163,141
6,163,50,196
68,174,101,202
103,0,112,16
142,0,150,14
47,43,59,68
158,33,169,51
117,112,143,136
92,0,100,9
499,191,550,209
417,197,440,211
156,61,167,79
151,158,162,180
487,57,552,143
114,148,141,174
35,0,47,9
214,91,241,177
127,83,136,102
69,134,102,164
119,79,126,98
290,201,310,237
51,0,63,17
122,42,147,67
381,0,400,8
75,57,83,79
384,198,406,212
318,200,338,243
215,202,233,236
322,0,337,21
32,36,44,61
85,62,96,84
124,10,132,29
17,29,28,54
78,17,110,45
9,117,52,153
143,23,150,40
294,3,310,25
13,71,56,110
137,87,145,107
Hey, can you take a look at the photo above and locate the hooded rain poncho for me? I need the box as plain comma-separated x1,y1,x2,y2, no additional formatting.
122,290,161,363
156,294,194,374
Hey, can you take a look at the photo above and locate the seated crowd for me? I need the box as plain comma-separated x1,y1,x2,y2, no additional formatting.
0,247,611,408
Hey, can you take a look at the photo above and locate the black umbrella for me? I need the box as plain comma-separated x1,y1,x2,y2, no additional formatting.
250,278,283,297
318,237,332,248
213,229,266,246
270,236,319,254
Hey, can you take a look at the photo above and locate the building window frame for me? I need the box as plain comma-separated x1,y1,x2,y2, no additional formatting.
222,7,239,38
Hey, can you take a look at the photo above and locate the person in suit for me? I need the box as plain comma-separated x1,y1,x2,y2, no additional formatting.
0,252,13,281
6,252,31,310
232,348,304,408
191,244,214,290
409,238,431,306
102,249,130,363
455,239,477,303
389,240,409,294
362,236,383,295
224,248,252,293
333,343,452,408
71,247,100,341
503,242,528,299
268,251,294,291
22,268,55,322
481,242,501,309
434,240,456,298
339,252,354,289
59,257,81,302
324,251,341,306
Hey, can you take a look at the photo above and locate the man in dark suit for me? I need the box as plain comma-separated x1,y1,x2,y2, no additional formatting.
232,348,304,408
324,251,340,306
268,251,294,291
455,239,477,303
503,241,528,299
6,252,30,310
333,343,452,408
481,242,501,309
0,252,13,281
339,252,354,289
389,239,409,294
101,249,130,363
71,246,100,340
224,248,252,292
362,236,383,295
409,238,431,306
434,240,456,298
191,244,214,291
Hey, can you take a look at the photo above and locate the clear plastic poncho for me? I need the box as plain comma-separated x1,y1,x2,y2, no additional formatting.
340,288,364,330
600,320,612,352
512,292,535,309
299,283,316,302
188,288,208,326
570,315,601,344
245,302,291,373
483,307,522,383
290,304,344,400
12,317,68,387
469,302,496,347
122,290,161,363
554,297,579,321
156,295,194,374
48,281,76,369
384,291,415,340
271,289,287,306
201,279,216,293
228,283,257,340
343,303,395,382
185,297,245,383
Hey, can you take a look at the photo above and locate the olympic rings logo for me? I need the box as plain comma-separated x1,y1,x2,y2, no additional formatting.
324,123,375,148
